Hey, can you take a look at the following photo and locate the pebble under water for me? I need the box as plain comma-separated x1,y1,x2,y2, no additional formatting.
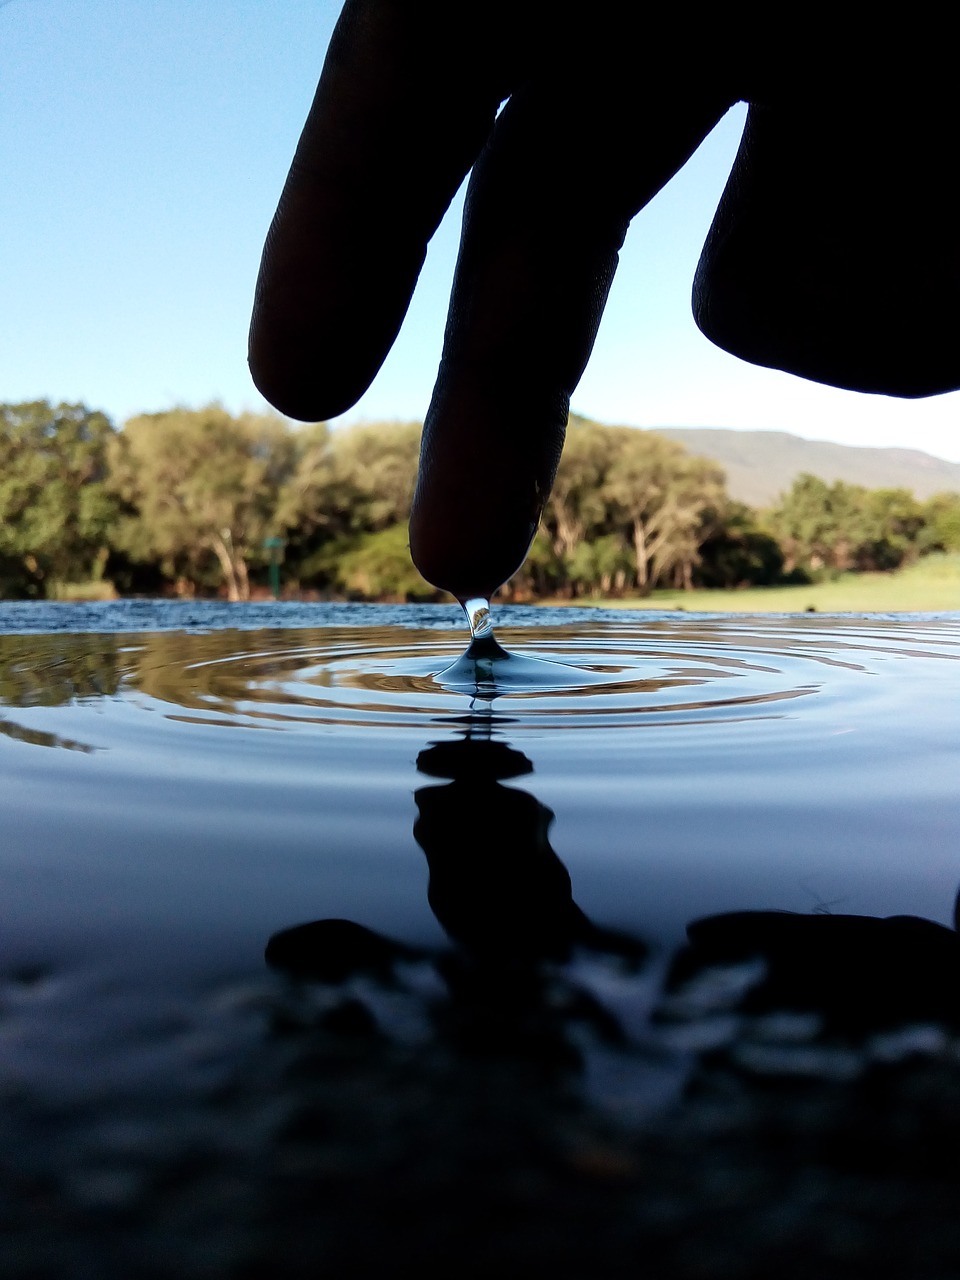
2,599,960,1277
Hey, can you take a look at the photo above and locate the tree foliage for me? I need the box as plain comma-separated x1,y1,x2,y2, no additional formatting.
0,401,954,601
767,475,930,575
920,492,960,554
108,406,296,601
0,400,119,595
330,525,435,601
695,502,786,588
275,420,422,595
531,418,727,596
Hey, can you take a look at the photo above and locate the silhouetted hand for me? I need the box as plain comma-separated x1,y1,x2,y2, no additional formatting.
249,2,960,599
669,908,960,1035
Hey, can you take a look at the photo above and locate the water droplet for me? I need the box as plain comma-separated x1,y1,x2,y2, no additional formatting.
460,597,494,642
453,596,509,670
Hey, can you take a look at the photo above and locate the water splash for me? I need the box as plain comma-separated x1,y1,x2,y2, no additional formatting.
435,597,589,694
438,596,511,689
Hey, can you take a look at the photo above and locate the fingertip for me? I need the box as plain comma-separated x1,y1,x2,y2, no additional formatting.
694,100,960,398
408,500,541,602
409,370,566,599
249,2,504,423
247,301,358,427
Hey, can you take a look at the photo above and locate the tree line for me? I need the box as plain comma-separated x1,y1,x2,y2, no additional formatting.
1,400,957,602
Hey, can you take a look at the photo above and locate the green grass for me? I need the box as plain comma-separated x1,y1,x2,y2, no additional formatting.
47,579,119,602
543,554,960,614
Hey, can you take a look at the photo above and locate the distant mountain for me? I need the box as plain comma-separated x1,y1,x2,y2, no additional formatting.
643,428,960,508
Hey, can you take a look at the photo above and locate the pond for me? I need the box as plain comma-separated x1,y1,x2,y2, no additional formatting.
2,600,960,1275
2,601,957,977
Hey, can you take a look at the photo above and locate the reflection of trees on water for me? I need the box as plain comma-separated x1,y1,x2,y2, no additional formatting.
0,717,97,752
122,628,365,718
0,629,335,725
0,634,123,707
0,634,127,750
0,626,426,745
0,628,311,715
122,629,309,713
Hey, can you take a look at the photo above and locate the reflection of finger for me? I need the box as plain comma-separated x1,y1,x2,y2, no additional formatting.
410,70,730,598
249,1,510,421
695,90,960,397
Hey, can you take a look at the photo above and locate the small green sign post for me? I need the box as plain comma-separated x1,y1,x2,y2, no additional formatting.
263,536,285,600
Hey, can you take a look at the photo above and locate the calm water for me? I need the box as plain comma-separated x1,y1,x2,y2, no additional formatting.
1,601,958,1109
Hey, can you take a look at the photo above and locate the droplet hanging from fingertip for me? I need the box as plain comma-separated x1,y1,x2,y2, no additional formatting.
459,596,494,641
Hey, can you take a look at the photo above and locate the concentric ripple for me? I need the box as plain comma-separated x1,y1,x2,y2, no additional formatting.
0,611,956,740
62,615,960,732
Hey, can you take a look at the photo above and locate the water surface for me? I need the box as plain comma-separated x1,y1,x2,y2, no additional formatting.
1,601,958,1111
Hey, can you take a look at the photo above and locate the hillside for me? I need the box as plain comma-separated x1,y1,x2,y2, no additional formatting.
644,428,960,507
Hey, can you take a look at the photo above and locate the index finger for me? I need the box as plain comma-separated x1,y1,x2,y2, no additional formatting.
248,0,516,421
409,55,732,599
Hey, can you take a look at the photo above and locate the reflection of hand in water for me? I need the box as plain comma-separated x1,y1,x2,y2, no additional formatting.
266,727,646,1063
266,720,960,1055
666,891,960,1035
415,735,587,964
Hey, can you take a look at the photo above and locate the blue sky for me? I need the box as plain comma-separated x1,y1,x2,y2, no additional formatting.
2,0,959,462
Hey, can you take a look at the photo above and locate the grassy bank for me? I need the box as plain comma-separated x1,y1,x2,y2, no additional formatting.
46,578,118,602
543,554,960,613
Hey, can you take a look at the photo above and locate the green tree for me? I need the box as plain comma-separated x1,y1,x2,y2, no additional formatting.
767,475,861,573
329,525,436,601
0,400,119,596
855,488,925,570
919,492,960,554
278,420,421,593
328,420,421,532
108,406,295,600
542,416,618,563
274,421,338,537
499,529,567,600
696,502,787,588
768,475,929,574
565,533,634,596
602,430,727,592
